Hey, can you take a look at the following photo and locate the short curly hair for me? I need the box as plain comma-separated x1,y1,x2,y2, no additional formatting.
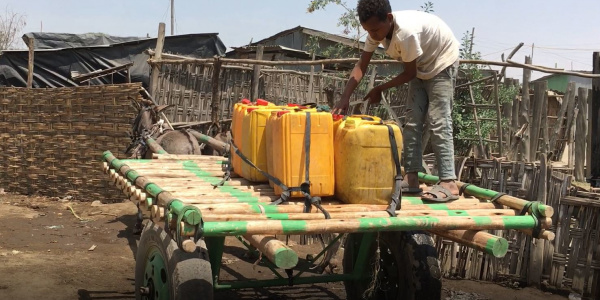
357,0,392,23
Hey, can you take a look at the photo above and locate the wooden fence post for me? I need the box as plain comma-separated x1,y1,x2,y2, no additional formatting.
503,78,514,153
27,38,35,88
528,154,547,287
575,88,588,181
565,82,578,170
308,53,316,103
211,57,223,128
587,87,593,179
590,52,600,187
494,72,503,156
149,23,166,97
531,81,547,161
251,45,264,101
519,56,532,162
549,82,575,160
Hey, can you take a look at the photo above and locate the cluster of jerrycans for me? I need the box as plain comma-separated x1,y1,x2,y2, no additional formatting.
230,98,403,205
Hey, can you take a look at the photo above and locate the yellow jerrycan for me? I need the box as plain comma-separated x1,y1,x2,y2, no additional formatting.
240,105,289,182
266,105,319,188
334,116,403,205
269,109,335,197
231,99,273,176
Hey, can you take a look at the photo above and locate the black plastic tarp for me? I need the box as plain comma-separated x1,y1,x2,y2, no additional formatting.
0,33,227,88
22,32,145,50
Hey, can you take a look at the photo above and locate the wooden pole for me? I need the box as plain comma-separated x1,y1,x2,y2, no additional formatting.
418,172,554,217
211,57,223,127
187,129,229,154
145,137,167,154
510,79,521,159
469,85,487,158
494,72,503,156
191,215,552,237
591,52,600,187
190,202,500,215
530,81,546,161
519,56,532,162
549,82,575,160
202,209,519,221
587,88,593,179
307,52,316,103
431,229,508,258
243,234,298,269
541,84,549,155
149,23,166,97
565,82,578,170
575,88,588,181
27,38,35,88
251,45,264,101
498,43,525,82
528,153,548,287
152,153,225,161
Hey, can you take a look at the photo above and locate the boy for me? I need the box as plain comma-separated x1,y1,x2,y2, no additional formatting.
332,0,460,201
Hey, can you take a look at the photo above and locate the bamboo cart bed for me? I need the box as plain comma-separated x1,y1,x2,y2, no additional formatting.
101,150,554,296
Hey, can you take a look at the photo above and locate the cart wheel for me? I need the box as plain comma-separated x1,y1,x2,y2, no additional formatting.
135,221,213,300
342,231,441,300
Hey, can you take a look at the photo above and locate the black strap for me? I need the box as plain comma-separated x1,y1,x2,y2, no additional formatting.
490,192,507,203
231,112,329,219
459,183,472,196
385,124,402,217
519,201,533,216
213,153,232,187
519,201,543,238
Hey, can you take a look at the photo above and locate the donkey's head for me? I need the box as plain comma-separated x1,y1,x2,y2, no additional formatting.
126,102,173,157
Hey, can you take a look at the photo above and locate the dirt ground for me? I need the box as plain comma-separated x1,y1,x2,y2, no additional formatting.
0,193,569,300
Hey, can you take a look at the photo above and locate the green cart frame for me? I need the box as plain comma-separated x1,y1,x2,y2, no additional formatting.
102,151,552,300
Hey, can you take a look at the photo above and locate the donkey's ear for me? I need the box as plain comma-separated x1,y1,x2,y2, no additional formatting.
153,104,173,113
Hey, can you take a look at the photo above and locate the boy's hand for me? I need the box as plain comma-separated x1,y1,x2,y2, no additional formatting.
364,86,383,104
332,98,350,115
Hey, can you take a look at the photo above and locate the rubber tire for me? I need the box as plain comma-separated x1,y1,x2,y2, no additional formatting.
342,231,442,300
135,221,213,300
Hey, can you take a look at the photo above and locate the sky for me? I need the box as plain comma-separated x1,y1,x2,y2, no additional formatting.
3,0,600,81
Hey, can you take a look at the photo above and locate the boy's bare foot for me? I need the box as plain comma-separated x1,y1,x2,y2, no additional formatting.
400,172,422,193
439,180,459,195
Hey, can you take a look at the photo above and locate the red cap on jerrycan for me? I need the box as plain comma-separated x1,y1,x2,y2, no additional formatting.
332,114,344,121
241,98,251,104
255,99,269,106
277,110,290,117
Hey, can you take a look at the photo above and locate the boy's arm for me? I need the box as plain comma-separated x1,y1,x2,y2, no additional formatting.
365,59,417,104
332,50,374,114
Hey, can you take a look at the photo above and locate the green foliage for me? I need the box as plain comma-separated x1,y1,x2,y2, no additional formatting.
452,31,519,156
420,1,435,13
307,0,360,39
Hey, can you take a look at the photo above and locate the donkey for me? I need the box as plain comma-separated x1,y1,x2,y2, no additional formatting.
126,103,202,159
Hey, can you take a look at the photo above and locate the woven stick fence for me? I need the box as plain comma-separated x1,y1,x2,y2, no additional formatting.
149,52,409,126
427,156,600,298
0,84,141,201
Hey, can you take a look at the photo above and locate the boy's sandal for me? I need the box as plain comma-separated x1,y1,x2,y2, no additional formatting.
421,185,459,202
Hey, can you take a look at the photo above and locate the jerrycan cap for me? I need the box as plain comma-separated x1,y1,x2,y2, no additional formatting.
332,114,344,121
241,98,251,104
345,119,357,129
255,99,269,106
277,110,290,117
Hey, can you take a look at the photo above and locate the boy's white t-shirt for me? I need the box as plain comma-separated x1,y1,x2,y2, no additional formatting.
363,10,459,80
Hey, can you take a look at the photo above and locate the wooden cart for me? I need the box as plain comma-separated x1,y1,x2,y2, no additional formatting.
102,151,553,300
